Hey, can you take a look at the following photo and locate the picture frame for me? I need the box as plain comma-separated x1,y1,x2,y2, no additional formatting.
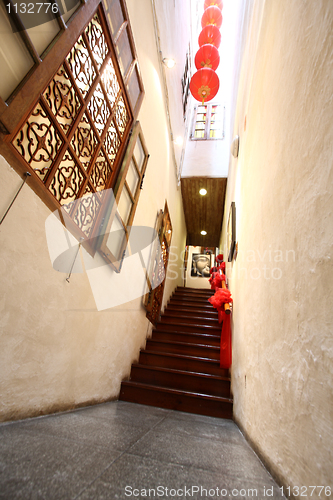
191,253,213,277
227,201,236,262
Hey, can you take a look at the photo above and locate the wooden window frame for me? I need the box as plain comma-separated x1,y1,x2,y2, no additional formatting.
0,0,146,271
103,0,144,119
97,121,149,272
190,103,225,141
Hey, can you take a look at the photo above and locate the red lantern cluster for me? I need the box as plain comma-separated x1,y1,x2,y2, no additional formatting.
190,0,223,104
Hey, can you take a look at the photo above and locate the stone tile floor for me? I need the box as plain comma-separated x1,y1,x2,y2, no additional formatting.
0,401,286,499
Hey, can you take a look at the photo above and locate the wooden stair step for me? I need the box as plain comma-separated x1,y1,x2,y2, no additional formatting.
139,350,227,377
170,295,214,306
161,314,220,328
164,306,218,319
129,364,231,398
172,294,213,303
119,381,233,419
119,286,232,419
157,320,221,334
176,286,213,293
145,339,220,360
151,329,220,346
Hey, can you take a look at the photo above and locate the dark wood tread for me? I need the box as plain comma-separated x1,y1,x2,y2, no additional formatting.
145,339,220,359
156,321,221,334
121,380,232,402
151,329,220,346
119,381,233,419
131,363,230,382
169,295,214,305
167,301,215,311
161,313,219,325
129,364,230,397
139,350,228,376
166,304,217,316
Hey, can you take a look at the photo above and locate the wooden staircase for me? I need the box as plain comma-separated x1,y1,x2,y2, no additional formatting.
119,286,233,419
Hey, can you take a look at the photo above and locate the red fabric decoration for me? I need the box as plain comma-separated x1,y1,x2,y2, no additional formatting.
198,25,222,48
195,44,220,71
208,287,232,310
204,0,223,10
190,68,219,104
201,6,223,29
209,266,218,274
217,262,226,272
210,272,227,290
216,253,224,262
220,311,232,368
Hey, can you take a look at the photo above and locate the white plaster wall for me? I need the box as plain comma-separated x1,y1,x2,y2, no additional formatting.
0,0,186,422
220,0,333,492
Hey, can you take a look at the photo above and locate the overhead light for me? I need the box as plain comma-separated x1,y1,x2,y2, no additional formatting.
199,188,207,196
174,136,183,146
162,58,176,69
201,230,207,235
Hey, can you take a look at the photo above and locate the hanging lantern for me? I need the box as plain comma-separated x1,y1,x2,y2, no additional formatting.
195,44,220,71
204,0,223,10
198,25,222,48
201,6,223,29
190,68,220,104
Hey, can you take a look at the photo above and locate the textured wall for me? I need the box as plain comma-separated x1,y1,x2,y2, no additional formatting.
220,0,333,494
0,0,186,422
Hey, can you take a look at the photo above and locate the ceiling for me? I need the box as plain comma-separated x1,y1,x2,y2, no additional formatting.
181,177,227,248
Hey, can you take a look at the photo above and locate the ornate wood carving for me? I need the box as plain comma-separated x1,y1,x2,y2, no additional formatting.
6,7,133,241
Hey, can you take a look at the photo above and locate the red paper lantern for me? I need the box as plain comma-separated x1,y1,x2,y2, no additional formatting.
201,5,223,29
198,25,221,48
204,0,223,10
190,68,220,104
195,44,220,70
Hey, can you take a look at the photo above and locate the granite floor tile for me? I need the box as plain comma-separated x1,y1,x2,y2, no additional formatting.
76,453,284,500
16,410,155,452
0,402,285,500
0,428,120,500
153,412,244,443
74,401,171,427
128,429,272,479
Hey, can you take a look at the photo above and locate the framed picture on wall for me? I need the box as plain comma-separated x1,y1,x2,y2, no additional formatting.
191,253,212,277
227,202,236,262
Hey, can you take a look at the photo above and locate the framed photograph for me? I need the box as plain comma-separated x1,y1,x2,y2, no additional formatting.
191,253,212,277
227,202,236,262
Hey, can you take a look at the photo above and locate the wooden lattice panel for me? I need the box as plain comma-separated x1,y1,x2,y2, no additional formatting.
10,9,132,239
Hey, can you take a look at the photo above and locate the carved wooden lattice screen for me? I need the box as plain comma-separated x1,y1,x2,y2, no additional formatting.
5,7,133,240
145,203,172,325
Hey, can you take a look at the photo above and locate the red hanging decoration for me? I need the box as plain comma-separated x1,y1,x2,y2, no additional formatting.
220,311,232,368
190,68,219,104
218,262,226,272
204,0,223,10
201,6,223,29
198,25,222,48
195,44,220,71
